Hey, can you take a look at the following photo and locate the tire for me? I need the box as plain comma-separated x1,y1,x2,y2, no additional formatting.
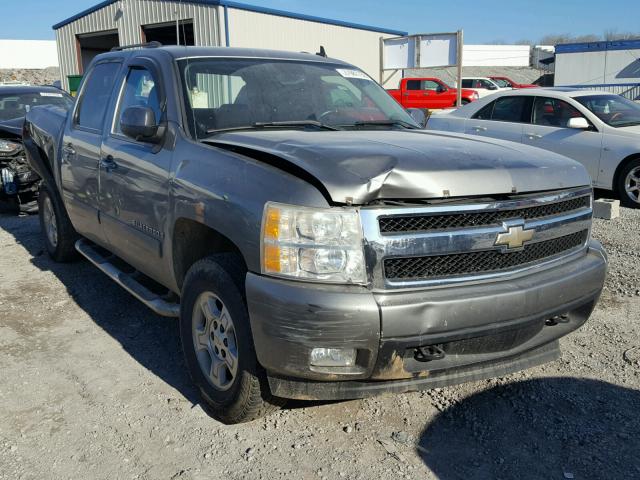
616,158,640,208
461,99,470,105
38,183,79,262
179,254,282,424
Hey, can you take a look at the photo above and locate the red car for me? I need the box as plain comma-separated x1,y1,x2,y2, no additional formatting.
489,76,538,89
387,77,479,110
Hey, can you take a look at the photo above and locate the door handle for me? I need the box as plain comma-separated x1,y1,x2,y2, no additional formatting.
403,93,410,96
525,133,542,139
100,155,118,173
471,126,487,132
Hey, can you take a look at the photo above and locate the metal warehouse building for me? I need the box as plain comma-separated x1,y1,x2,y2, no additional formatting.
554,39,640,99
52,0,406,90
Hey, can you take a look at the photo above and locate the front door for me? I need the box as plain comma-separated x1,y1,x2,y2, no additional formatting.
60,60,121,242
99,63,171,281
523,96,603,182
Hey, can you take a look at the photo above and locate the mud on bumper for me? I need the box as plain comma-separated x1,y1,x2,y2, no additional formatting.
246,241,607,400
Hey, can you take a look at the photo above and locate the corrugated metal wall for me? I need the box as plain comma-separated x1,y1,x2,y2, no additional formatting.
226,8,398,84
55,0,221,90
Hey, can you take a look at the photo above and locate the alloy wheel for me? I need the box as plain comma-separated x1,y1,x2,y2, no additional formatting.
42,195,58,248
625,166,640,204
192,292,239,391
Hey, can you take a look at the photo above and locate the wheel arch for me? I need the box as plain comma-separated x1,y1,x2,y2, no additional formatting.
612,152,640,191
172,218,248,292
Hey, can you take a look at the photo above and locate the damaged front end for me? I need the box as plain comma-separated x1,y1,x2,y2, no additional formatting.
0,136,40,213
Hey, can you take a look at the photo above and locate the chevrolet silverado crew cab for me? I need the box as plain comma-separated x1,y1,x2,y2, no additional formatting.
23,45,607,424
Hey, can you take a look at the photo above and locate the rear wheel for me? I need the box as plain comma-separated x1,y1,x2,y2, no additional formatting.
617,159,640,208
38,184,78,261
179,254,281,423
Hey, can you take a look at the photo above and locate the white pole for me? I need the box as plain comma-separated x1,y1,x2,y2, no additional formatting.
456,30,464,107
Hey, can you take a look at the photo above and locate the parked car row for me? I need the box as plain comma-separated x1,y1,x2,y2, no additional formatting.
387,75,540,111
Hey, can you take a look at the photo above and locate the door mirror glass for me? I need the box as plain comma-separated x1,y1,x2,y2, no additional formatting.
406,108,427,128
567,117,590,129
120,106,160,141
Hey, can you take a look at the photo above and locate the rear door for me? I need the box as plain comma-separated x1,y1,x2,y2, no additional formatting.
60,60,121,242
99,59,172,281
522,96,603,181
464,95,532,143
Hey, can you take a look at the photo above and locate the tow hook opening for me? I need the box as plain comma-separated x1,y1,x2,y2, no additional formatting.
414,344,446,362
545,313,570,327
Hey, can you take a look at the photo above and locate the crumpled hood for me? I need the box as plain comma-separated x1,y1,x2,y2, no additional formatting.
208,129,591,204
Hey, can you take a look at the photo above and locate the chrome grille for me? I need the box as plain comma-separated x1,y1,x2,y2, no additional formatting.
359,187,593,290
384,230,588,280
378,195,590,233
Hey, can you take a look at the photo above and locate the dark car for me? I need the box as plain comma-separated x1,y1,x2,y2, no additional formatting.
0,85,73,213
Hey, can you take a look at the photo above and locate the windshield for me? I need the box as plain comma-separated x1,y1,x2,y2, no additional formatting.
0,91,73,121
177,58,419,139
575,94,640,128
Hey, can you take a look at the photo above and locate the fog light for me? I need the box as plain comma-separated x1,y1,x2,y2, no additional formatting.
310,348,356,367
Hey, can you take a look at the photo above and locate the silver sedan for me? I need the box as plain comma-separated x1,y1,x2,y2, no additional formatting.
427,88,640,207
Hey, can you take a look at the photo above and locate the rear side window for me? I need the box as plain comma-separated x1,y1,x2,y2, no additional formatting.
491,96,530,122
406,80,421,91
75,62,120,131
461,79,472,88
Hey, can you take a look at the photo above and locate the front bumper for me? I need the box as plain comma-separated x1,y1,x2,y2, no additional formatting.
246,240,607,400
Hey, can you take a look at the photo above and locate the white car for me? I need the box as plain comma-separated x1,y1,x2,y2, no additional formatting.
427,88,640,207
460,77,507,98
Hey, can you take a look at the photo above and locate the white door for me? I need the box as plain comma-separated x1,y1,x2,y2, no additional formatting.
522,96,603,181
464,95,529,144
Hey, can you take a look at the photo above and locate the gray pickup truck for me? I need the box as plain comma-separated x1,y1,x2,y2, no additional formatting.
23,44,607,424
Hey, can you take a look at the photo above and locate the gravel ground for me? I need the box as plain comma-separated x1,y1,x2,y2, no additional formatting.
0,207,638,480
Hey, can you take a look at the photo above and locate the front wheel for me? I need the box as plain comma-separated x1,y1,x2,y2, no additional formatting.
179,254,281,424
38,184,78,262
617,159,640,208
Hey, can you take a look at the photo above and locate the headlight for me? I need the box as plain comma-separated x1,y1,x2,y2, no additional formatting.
473,92,479,99
0,139,21,155
261,202,366,284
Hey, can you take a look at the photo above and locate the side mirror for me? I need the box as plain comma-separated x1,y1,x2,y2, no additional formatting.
406,108,427,128
488,84,498,91
567,117,590,129
436,84,447,93
120,106,161,142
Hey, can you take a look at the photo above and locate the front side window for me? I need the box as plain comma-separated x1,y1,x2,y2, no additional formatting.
178,58,418,139
76,62,120,131
575,94,640,128
532,97,585,127
114,67,162,135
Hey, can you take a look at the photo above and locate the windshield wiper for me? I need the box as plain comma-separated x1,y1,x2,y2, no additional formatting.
206,120,341,135
347,119,419,130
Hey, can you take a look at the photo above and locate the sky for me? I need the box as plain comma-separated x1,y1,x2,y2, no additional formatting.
2,0,639,44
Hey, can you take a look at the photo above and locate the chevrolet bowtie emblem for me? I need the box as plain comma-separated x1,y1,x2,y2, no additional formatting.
495,224,535,250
